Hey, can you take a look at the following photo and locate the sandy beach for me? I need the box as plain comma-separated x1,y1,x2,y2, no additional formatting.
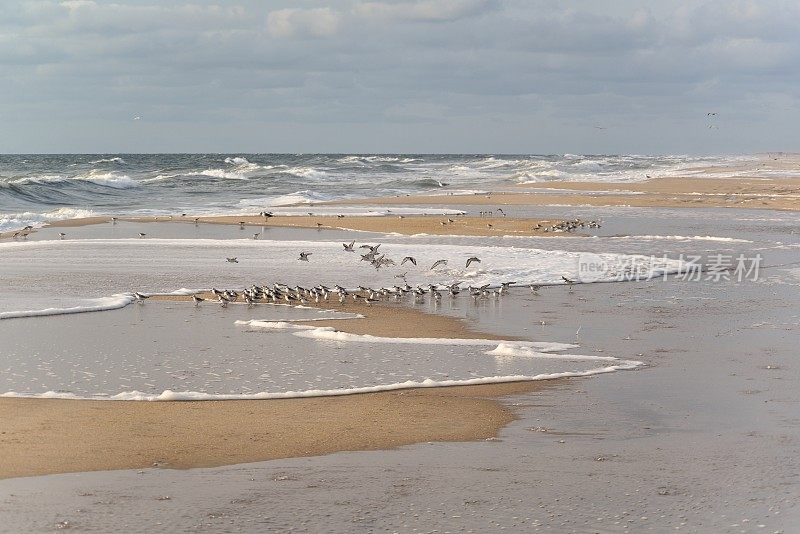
0,380,551,480
2,166,799,531
327,175,800,211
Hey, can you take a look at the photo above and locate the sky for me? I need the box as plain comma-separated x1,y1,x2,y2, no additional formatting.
1,0,799,154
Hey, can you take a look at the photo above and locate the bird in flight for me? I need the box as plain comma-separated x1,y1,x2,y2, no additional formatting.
343,240,355,252
465,257,481,268
429,259,448,270
133,116,141,121
226,257,238,263
401,256,417,266
299,251,312,261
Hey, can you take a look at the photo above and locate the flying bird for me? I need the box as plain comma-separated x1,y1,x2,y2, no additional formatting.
465,257,481,268
133,116,141,121
429,259,448,270
226,257,238,263
401,256,417,266
138,232,146,238
343,240,355,252
252,233,260,240
299,251,312,261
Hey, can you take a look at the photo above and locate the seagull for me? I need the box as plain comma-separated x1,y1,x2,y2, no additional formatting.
429,259,448,270
226,257,238,263
465,257,481,268
401,256,417,266
192,295,205,306
138,232,146,238
299,251,312,261
58,232,66,239
343,240,355,252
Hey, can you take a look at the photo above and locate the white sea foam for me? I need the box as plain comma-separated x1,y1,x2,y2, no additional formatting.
89,157,125,164
9,172,138,189
604,235,753,243
0,207,97,232
0,362,634,401
224,156,250,165
199,168,250,180
0,294,135,320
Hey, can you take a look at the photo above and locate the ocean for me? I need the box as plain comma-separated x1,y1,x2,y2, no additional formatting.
0,153,752,232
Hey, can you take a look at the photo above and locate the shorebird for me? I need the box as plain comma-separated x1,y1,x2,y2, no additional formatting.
192,295,205,306
238,221,245,229
299,251,312,261
138,232,146,238
529,284,542,293
562,276,575,291
58,232,66,239
226,257,238,263
111,217,118,224
429,259,448,270
401,256,417,266
217,295,228,308
465,257,481,268
133,292,150,303
343,240,355,252
252,233,260,240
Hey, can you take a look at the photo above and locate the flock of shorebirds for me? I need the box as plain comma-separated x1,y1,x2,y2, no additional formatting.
135,278,562,309
131,234,580,309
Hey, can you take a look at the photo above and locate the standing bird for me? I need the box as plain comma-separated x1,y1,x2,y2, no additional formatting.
562,276,575,291
58,232,66,239
133,292,150,303
465,257,481,268
401,256,417,266
343,240,355,252
429,259,448,270
217,295,228,308
192,295,205,306
299,251,312,261
138,232,147,238
252,233,260,240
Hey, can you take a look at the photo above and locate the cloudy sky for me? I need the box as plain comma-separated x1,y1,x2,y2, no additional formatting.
1,0,798,153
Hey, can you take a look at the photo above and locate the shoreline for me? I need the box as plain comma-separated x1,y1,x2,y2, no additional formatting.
0,380,558,480
0,297,537,480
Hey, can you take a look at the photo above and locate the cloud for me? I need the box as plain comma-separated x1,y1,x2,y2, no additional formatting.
267,7,341,38
353,0,495,23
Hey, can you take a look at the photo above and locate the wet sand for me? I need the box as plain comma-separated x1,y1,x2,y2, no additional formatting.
0,381,551,480
0,294,528,480
153,294,516,340
40,214,575,238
